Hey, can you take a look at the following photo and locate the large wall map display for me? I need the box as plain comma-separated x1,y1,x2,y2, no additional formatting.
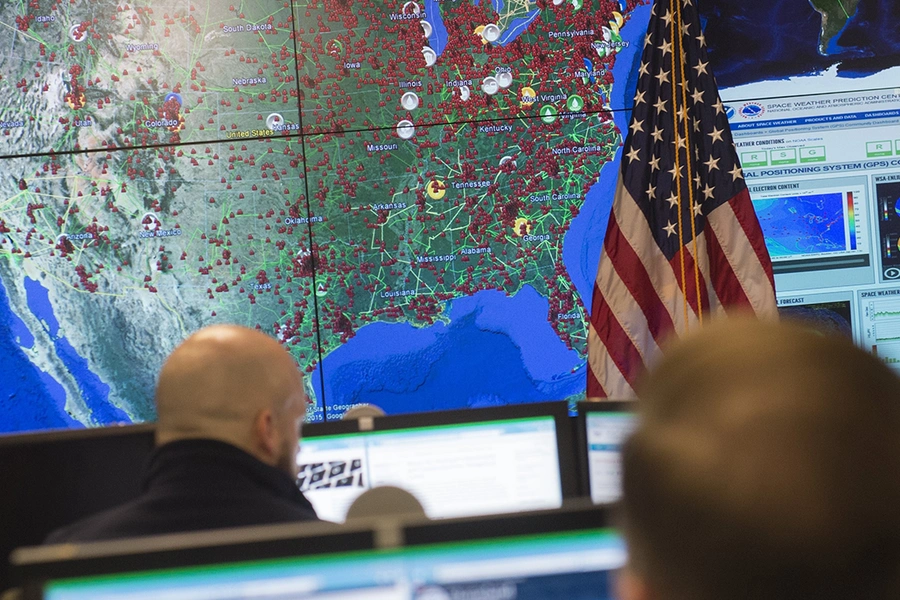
5,0,899,433
0,0,647,431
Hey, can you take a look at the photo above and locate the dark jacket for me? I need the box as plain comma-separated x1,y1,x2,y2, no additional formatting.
46,439,318,543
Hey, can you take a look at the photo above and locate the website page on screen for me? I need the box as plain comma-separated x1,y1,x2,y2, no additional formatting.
43,529,626,600
586,412,637,504
297,416,563,522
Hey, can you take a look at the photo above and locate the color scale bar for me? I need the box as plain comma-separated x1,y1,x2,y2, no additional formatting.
847,191,857,250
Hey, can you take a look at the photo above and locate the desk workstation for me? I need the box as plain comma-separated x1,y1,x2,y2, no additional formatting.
1,401,636,591
13,504,624,600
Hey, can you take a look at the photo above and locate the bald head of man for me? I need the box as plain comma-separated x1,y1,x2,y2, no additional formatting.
155,325,308,478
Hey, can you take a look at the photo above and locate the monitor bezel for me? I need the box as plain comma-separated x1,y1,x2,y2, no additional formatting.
300,401,580,501
13,520,377,600
17,503,619,600
575,401,638,503
0,422,156,446
402,500,616,547
0,424,158,589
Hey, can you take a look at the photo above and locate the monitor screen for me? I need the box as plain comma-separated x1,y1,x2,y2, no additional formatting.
0,425,154,587
0,0,650,434
15,520,377,598
584,411,637,504
39,527,625,600
298,415,565,522
703,2,900,357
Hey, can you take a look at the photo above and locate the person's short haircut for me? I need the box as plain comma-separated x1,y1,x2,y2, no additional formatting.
622,319,900,600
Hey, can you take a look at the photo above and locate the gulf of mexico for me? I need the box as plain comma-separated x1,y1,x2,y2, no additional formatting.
314,286,582,420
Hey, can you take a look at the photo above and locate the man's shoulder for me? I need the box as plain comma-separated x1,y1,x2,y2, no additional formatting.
44,488,319,545
45,497,318,544
44,440,319,544
247,491,319,522
44,500,150,544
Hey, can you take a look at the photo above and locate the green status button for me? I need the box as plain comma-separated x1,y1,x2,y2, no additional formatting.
566,95,584,112
867,140,893,158
770,148,797,166
799,146,826,163
540,105,558,124
741,151,768,168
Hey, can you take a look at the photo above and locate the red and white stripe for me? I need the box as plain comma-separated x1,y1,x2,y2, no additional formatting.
586,182,776,399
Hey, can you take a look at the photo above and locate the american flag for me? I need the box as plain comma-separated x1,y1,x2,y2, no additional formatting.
586,0,777,398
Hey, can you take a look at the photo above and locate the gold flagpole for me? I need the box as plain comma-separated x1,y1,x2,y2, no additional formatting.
674,0,704,325
668,0,691,331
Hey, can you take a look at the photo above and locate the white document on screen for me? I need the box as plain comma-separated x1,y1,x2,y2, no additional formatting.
297,418,563,522
586,413,638,504
296,436,372,523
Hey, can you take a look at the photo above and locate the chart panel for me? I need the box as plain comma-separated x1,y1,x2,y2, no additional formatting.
860,289,900,373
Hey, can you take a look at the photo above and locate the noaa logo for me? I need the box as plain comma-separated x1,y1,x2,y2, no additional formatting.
739,102,765,119
724,105,735,120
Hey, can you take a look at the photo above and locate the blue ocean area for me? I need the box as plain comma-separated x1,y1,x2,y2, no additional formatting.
823,12,857,57
7,288,34,349
562,1,648,314
24,277,60,336
701,0,900,88
0,276,80,433
316,286,584,418
23,277,129,425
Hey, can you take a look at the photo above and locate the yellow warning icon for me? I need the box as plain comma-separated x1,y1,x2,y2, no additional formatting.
513,217,532,237
520,86,537,106
427,179,446,200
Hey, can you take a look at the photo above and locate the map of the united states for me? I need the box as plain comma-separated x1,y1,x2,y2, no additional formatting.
0,0,645,429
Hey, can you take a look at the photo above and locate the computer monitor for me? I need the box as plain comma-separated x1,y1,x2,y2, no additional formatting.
576,402,638,505
18,504,624,600
14,520,377,600
0,425,155,588
296,402,579,522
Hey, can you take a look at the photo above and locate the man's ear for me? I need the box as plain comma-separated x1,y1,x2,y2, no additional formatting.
253,407,278,463
616,566,654,600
